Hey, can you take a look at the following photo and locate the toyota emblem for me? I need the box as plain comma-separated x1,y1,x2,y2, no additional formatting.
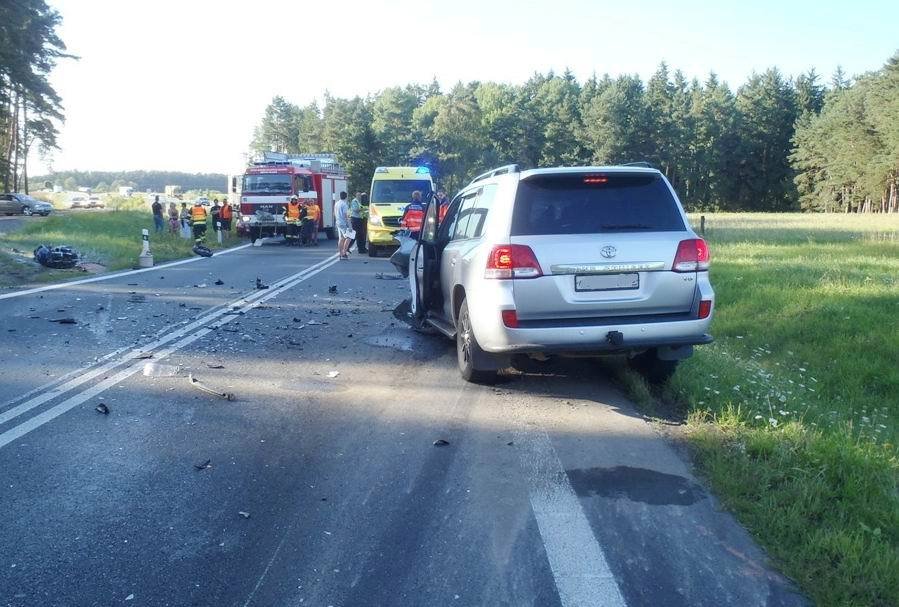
600,245,617,258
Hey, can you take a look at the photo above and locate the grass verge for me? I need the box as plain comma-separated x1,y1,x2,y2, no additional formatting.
0,209,242,288
632,213,898,606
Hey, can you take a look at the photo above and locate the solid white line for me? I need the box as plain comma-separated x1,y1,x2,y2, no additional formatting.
516,427,628,607
0,243,253,301
0,256,339,450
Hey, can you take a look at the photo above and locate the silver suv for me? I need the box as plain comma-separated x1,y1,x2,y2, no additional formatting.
403,164,714,383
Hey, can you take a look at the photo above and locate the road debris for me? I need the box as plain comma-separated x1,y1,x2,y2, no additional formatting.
433,439,450,446
374,272,403,280
307,320,326,326
95,403,110,415
33,244,79,269
256,277,269,290
238,511,251,519
327,370,340,378
143,362,181,377
205,362,225,369
328,285,338,294
192,244,213,257
134,352,154,360
49,318,77,324
194,459,212,471
128,294,146,303
188,374,236,401
214,279,224,285
125,594,134,601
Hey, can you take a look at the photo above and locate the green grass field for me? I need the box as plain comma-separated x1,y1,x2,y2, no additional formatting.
656,213,898,606
0,209,241,287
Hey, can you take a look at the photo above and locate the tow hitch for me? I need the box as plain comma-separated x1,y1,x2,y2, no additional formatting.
606,331,624,346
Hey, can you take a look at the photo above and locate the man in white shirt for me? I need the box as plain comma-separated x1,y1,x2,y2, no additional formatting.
334,191,351,259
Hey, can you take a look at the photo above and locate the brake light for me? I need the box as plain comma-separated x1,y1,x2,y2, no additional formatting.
673,238,710,272
583,176,608,184
485,245,543,279
501,309,519,328
698,299,712,319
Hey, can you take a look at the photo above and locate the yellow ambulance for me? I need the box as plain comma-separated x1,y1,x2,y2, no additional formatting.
366,166,434,257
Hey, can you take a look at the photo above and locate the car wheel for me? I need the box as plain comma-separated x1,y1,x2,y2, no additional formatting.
22,206,32,216
629,348,679,385
249,227,261,243
456,299,497,384
368,244,379,257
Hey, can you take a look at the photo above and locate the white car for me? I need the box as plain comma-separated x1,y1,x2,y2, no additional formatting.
69,195,88,209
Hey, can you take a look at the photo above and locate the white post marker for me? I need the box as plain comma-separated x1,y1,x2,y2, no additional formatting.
138,228,154,267
216,221,223,244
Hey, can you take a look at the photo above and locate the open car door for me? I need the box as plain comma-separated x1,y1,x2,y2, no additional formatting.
408,198,440,321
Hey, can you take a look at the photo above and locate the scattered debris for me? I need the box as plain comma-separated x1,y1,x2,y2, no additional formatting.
327,370,340,378
49,318,77,324
205,362,225,369
256,277,269,290
133,352,154,360
142,362,181,377
238,511,251,519
178,303,187,308
307,320,326,326
125,594,134,602
292,317,304,323
374,272,403,280
96,305,105,312
194,283,207,289
194,459,212,471
328,285,338,294
126,283,139,286
214,279,224,285
188,374,236,401
433,439,450,446
95,403,110,415
128,294,146,303
192,244,213,257
506,441,514,446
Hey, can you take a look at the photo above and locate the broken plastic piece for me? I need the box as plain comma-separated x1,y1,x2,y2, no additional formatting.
95,403,110,415
194,459,212,471
142,362,181,377
238,511,250,519
188,374,236,401
49,318,77,324
433,439,450,446
256,277,269,290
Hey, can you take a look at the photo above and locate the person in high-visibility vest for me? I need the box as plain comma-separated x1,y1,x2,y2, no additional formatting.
190,201,208,243
220,200,233,231
304,201,320,246
284,197,302,245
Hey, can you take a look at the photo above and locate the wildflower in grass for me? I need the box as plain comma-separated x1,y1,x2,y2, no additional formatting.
769,418,778,428
755,415,764,420
779,410,790,416
733,385,741,391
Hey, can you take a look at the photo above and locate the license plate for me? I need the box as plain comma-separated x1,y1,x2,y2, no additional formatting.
575,273,639,291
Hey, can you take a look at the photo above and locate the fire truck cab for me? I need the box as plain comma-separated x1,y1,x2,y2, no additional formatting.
234,152,348,242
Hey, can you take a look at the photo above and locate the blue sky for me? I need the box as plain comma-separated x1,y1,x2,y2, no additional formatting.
35,0,898,174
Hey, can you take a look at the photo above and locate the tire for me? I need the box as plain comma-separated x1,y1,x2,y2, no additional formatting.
368,244,379,257
629,348,679,385
22,206,32,216
325,228,336,240
456,299,497,384
249,226,261,243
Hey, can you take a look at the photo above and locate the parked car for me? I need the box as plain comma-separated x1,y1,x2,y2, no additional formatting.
69,195,88,209
0,193,53,216
197,197,210,206
87,195,105,208
394,164,714,383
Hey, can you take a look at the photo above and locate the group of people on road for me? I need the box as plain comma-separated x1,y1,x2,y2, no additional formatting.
151,195,234,244
333,191,370,259
283,196,321,246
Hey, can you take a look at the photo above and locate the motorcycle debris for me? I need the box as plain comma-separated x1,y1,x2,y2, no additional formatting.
255,278,269,290
205,362,225,369
214,279,224,285
433,439,450,446
188,374,236,401
238,511,251,519
95,403,110,415
49,318,77,324
134,352,154,360
328,285,337,294
194,459,212,471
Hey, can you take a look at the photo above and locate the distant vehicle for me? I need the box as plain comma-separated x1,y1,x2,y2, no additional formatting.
164,185,182,199
87,195,105,209
0,193,53,216
118,186,133,197
69,195,88,209
395,164,714,384
196,196,210,206
237,151,347,242
367,166,434,257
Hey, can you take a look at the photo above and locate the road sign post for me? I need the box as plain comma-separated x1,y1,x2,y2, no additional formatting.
216,221,222,245
138,228,154,267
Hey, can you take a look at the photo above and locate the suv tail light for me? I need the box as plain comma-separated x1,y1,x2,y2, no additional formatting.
673,238,710,272
485,245,543,279
698,299,712,319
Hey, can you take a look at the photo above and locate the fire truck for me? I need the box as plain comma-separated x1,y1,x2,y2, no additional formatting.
229,152,348,242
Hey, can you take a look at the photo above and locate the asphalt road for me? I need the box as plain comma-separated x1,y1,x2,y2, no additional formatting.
0,238,807,607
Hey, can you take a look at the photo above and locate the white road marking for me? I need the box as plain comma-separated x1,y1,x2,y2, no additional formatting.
0,255,339,449
0,242,252,301
515,426,628,607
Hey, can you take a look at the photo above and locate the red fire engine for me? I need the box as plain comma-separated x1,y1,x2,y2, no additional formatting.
230,152,348,242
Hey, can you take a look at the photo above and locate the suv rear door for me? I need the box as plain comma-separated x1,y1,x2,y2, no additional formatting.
509,171,697,320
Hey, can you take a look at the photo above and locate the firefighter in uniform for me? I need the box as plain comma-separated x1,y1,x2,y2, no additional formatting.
304,201,320,246
190,200,208,243
220,199,233,231
284,197,302,245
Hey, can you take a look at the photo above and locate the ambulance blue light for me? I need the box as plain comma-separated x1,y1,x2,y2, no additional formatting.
416,166,430,174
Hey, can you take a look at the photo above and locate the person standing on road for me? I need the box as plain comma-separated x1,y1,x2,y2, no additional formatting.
305,200,320,246
220,199,233,232
190,200,208,243
349,192,366,254
284,196,302,246
334,191,351,259
211,199,221,231
151,196,164,233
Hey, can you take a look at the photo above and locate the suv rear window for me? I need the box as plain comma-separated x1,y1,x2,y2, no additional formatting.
511,173,685,236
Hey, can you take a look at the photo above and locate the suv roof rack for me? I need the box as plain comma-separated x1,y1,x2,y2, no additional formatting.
621,161,654,169
469,164,520,185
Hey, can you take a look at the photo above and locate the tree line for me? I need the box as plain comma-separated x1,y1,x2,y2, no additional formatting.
251,53,898,213
0,0,70,194
31,170,228,193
